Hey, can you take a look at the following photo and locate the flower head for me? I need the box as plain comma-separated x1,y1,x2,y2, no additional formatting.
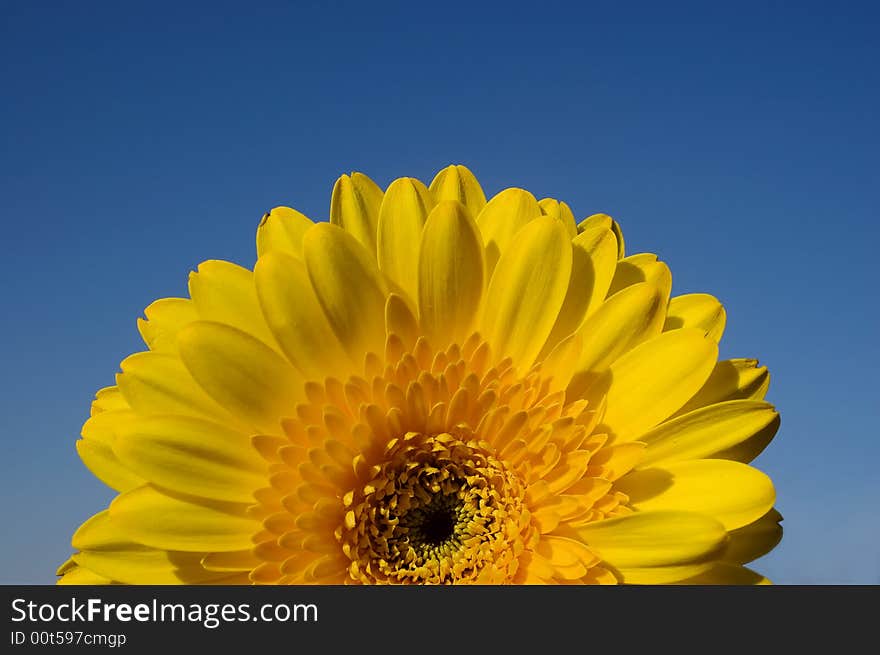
59,165,781,585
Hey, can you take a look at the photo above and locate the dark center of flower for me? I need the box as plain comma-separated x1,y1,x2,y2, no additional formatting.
402,493,461,549
340,431,528,584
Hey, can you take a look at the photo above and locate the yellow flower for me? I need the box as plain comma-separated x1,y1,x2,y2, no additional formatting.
59,165,781,585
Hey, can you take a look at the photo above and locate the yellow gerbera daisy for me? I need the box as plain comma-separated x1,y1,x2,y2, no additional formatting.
58,165,781,585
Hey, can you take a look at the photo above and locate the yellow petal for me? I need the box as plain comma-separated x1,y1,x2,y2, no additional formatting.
577,511,727,568
614,562,716,584
202,550,262,572
137,298,198,353
114,415,267,503
538,198,577,237
540,332,584,393
540,227,619,360
202,572,252,585
90,386,128,414
535,535,599,579
77,409,143,492
81,408,135,447
675,359,770,416
675,563,771,585
723,508,783,564
516,551,555,581
110,486,258,552
595,328,718,441
57,558,78,576
577,213,625,258
177,321,303,435
476,188,543,275
638,400,780,467
578,213,612,231
304,223,389,361
607,253,671,301
376,177,434,301
610,220,625,259
73,552,224,585
429,164,486,219
188,260,278,348
588,442,646,481
76,439,144,493
385,293,420,350
116,351,241,427
72,511,226,584
418,200,485,345
664,293,727,342
567,282,665,398
481,216,572,369
255,206,313,259
575,228,620,314
544,451,592,495
57,566,114,585
330,172,383,254
254,250,353,379
718,425,782,467
616,459,775,530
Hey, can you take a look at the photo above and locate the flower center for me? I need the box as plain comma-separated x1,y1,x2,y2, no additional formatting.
341,431,528,584
402,492,460,549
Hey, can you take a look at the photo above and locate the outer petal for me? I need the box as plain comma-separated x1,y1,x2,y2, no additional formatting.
664,293,727,342
72,511,229,584
77,409,144,492
676,563,771,585
304,223,389,362
377,177,434,301
538,198,577,237
57,565,115,585
330,172,383,254
76,439,144,493
177,321,303,435
723,508,783,564
114,415,267,503
90,386,128,415
429,164,486,219
607,254,671,301
109,486,259,552
480,216,572,369
254,250,353,379
256,206,314,259
638,400,780,466
418,200,485,345
577,213,625,258
577,511,728,568
567,282,665,398
540,227,619,359
615,459,775,530
81,408,135,447
675,359,770,415
573,228,619,318
188,260,279,349
137,298,198,353
613,563,716,584
116,352,243,428
476,188,542,274
594,328,718,442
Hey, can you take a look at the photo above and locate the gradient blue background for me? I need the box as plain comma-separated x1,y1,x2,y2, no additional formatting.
2,0,877,584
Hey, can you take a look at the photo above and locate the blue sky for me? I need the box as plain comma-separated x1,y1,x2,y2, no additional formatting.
1,1,877,584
